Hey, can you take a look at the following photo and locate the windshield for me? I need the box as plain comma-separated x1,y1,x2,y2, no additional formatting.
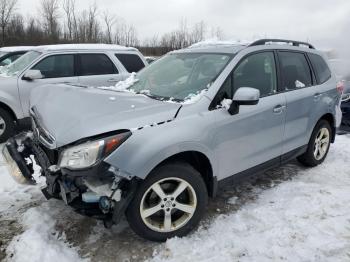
3,51,41,76
0,51,8,58
130,53,232,101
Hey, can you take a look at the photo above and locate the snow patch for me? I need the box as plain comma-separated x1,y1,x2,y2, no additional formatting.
295,80,306,88
182,89,208,105
189,37,251,48
151,135,350,262
97,72,138,92
5,203,85,262
220,98,232,109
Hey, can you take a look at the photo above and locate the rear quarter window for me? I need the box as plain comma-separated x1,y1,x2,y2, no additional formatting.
115,53,145,73
308,53,331,84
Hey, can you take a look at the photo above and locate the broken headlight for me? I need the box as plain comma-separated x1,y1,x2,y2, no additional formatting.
59,132,131,170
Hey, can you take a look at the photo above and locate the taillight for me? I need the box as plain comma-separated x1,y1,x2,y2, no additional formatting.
337,81,345,94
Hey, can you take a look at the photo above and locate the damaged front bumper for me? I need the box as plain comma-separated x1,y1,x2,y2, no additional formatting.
3,132,138,227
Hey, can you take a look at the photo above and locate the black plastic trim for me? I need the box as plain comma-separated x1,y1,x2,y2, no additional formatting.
250,39,315,49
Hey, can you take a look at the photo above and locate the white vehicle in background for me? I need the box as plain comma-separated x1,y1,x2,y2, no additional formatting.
0,44,148,142
0,46,35,68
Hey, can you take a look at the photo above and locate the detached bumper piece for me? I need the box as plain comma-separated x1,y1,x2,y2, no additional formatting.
3,137,36,185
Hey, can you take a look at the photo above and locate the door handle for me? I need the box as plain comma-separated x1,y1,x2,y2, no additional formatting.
314,93,323,99
273,105,286,114
107,79,120,83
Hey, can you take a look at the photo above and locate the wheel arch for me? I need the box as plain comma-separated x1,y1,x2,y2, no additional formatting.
0,101,17,121
152,151,216,198
319,113,336,143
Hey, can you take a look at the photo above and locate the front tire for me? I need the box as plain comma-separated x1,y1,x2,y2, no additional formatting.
126,162,208,242
0,108,15,143
297,120,332,167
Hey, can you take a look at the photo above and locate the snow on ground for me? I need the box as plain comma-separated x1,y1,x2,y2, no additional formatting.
0,147,84,262
150,135,350,262
5,202,85,262
0,135,350,262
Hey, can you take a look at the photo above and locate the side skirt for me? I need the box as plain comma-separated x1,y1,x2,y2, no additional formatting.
215,145,307,193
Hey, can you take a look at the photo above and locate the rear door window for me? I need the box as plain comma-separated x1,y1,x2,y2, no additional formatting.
278,52,313,90
79,54,118,76
32,54,75,78
308,53,331,84
115,53,145,73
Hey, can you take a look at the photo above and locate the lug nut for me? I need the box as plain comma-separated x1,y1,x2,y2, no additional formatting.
172,204,176,207
161,204,164,208
166,208,170,212
171,197,174,201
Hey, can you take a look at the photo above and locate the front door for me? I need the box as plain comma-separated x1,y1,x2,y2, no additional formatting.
213,51,287,179
18,54,78,115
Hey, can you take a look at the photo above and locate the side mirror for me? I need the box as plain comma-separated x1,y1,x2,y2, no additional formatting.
22,70,43,81
228,87,260,115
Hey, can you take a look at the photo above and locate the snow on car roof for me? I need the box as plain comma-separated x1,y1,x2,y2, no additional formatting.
34,43,137,52
173,38,248,54
0,46,35,52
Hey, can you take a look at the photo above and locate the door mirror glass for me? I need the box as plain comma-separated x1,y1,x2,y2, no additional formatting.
23,69,43,80
228,87,260,115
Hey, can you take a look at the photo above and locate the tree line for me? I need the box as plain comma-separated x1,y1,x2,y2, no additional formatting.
0,0,225,56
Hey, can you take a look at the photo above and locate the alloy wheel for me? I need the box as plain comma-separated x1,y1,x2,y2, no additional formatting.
313,127,330,160
0,116,6,137
140,177,197,233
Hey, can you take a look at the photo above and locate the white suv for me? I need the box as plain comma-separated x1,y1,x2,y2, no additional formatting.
0,44,147,141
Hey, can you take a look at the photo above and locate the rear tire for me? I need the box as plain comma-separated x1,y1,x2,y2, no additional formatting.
0,108,15,143
126,162,208,242
297,120,332,167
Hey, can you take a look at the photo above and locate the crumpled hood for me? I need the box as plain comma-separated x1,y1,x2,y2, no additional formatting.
30,84,181,147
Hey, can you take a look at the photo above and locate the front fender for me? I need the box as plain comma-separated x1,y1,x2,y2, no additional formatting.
104,119,217,180
0,90,23,119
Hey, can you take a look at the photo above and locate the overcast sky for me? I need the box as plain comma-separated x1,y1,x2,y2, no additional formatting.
18,0,350,50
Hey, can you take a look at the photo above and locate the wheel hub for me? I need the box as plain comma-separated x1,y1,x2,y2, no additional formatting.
140,177,197,233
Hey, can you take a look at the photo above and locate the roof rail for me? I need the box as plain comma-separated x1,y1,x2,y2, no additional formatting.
249,39,315,49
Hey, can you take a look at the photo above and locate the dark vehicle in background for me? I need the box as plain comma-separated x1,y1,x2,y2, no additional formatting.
329,59,350,131
0,46,34,67
340,93,350,131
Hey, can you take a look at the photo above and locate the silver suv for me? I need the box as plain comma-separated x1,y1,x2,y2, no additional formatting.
3,39,342,241
0,44,147,142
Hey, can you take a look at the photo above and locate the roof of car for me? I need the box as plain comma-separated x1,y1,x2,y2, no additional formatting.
33,44,137,52
0,46,35,52
174,39,318,55
175,40,247,54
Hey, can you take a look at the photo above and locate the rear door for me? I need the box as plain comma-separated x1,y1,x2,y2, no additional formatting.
77,53,123,86
278,51,319,154
18,53,78,114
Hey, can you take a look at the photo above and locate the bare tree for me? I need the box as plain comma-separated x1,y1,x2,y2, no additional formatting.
62,0,77,41
0,0,17,45
103,10,116,44
40,0,60,42
191,21,206,43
